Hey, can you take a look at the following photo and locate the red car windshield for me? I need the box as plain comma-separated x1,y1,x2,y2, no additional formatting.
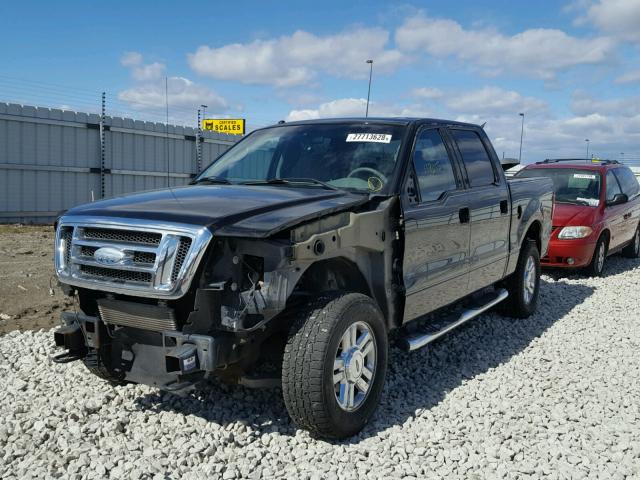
518,168,601,207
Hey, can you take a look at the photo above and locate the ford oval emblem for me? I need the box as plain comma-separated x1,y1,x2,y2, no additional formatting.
94,247,126,265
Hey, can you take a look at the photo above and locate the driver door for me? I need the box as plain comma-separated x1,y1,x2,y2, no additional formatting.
402,127,471,322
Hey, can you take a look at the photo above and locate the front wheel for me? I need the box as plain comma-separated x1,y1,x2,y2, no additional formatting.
587,235,608,277
281,293,388,439
502,240,541,318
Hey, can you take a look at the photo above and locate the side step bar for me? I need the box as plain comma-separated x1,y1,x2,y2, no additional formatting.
401,288,509,352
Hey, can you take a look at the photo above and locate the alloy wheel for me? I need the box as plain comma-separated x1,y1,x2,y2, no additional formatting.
523,255,537,305
333,321,377,412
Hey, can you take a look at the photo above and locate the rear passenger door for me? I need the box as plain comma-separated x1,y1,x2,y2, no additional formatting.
402,127,471,322
604,170,627,250
448,128,511,293
613,167,640,244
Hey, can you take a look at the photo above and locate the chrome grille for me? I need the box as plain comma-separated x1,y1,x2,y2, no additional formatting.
134,251,156,264
54,216,213,299
80,265,153,283
83,227,161,246
171,238,192,282
61,227,73,265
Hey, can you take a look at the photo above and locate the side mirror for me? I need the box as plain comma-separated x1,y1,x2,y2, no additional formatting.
607,193,628,206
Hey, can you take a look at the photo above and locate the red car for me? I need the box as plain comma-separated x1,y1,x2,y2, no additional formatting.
517,159,640,275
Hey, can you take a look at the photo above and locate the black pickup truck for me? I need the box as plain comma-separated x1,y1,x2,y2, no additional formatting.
52,118,553,438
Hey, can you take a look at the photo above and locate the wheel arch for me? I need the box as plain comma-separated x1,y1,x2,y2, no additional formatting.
293,256,373,299
524,219,542,253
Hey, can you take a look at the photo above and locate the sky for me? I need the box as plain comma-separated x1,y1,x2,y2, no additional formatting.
1,0,639,163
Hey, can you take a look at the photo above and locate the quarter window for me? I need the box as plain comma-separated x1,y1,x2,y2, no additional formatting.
606,170,622,202
411,129,457,202
613,167,640,198
450,129,496,187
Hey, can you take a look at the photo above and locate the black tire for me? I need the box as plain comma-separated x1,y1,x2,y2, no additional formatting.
586,234,608,277
622,225,640,258
282,292,388,439
502,240,541,318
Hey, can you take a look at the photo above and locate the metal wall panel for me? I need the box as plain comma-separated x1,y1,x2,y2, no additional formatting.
0,103,239,223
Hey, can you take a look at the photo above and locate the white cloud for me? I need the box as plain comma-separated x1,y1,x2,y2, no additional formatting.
131,62,166,82
571,91,640,117
121,51,143,67
121,52,166,82
410,87,443,100
580,0,640,43
118,76,228,113
188,28,405,87
286,98,427,121
445,87,548,115
395,14,615,78
615,70,640,84
559,113,614,135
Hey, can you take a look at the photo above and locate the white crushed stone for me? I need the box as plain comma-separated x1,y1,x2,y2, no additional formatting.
1,256,639,479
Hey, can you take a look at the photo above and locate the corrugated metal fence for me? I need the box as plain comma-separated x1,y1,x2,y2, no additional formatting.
0,102,239,223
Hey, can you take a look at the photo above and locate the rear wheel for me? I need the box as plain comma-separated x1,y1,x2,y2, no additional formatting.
622,225,640,258
502,240,540,318
587,235,608,277
281,293,388,439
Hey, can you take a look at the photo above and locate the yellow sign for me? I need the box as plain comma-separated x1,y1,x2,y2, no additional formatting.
202,118,245,135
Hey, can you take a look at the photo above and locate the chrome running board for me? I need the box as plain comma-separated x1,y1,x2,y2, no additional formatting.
401,288,509,352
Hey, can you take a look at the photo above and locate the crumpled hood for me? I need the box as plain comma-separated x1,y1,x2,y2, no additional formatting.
64,184,369,238
552,203,599,227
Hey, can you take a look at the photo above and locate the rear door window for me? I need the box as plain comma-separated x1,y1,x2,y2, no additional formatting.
411,129,458,202
613,167,640,198
450,129,496,187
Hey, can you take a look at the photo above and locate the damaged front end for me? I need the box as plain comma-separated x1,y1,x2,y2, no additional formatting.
52,196,402,390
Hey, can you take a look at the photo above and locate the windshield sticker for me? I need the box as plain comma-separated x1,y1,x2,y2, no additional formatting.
346,133,392,143
573,174,596,180
576,197,600,207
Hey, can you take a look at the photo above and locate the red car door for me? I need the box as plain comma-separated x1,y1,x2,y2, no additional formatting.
613,167,640,245
604,170,627,250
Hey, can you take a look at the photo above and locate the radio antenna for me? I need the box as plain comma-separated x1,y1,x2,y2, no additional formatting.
165,76,170,187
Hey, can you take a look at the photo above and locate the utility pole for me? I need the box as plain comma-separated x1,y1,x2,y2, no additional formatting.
585,139,590,159
365,60,373,117
197,108,202,173
518,113,525,164
199,104,208,173
100,92,106,198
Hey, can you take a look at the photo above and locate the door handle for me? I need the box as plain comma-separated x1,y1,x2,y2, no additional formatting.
459,207,470,224
500,200,509,214
624,213,632,220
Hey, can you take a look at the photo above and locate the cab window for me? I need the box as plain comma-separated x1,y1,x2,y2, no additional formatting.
606,170,622,202
613,167,640,198
411,129,458,202
450,129,496,187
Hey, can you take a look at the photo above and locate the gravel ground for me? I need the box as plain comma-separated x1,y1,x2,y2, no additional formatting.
1,256,639,479
0,225,72,334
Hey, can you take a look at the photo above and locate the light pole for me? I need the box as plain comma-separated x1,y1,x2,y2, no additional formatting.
365,60,373,117
518,113,525,163
585,139,590,159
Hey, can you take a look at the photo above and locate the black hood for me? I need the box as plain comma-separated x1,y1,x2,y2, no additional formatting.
65,184,369,238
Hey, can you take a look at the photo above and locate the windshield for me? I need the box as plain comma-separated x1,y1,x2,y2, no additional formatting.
197,123,407,192
518,168,602,206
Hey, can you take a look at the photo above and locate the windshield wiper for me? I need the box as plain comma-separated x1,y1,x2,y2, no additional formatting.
189,176,232,185
241,177,340,191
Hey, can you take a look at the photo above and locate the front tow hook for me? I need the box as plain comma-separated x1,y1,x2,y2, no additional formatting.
52,324,87,363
